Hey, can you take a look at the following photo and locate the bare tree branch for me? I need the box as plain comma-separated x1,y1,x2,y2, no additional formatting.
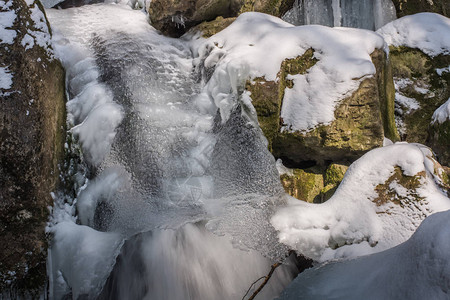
242,262,281,300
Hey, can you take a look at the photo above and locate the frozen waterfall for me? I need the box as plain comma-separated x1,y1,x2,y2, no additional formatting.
283,0,397,30
45,2,295,299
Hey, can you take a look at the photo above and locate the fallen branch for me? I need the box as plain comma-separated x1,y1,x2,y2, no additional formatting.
242,262,281,300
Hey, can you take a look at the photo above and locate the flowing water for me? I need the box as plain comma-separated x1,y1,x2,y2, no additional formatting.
46,3,294,299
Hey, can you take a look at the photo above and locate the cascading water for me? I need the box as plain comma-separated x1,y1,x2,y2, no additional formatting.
46,2,296,299
282,0,397,30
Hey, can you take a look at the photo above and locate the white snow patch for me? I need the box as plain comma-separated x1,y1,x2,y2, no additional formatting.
276,159,293,176
395,92,420,114
0,8,17,44
21,33,34,50
432,97,450,124
0,66,12,89
278,210,450,300
377,13,450,57
271,142,450,262
194,12,384,131
436,65,450,76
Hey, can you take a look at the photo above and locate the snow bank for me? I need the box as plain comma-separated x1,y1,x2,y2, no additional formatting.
432,97,450,124
193,12,385,131
0,66,12,90
377,13,450,57
271,142,450,261
48,221,124,299
278,210,450,300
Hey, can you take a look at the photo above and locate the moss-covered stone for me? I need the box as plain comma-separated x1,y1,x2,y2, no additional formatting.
280,168,324,202
239,0,295,17
324,163,348,186
0,0,66,296
149,0,241,37
190,16,237,38
389,46,450,164
391,0,449,18
373,167,425,206
246,48,398,167
429,121,450,166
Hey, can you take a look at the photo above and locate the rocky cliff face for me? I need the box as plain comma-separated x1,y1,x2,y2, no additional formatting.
0,0,65,296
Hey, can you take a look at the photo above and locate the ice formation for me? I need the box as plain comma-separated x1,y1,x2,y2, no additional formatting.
282,0,396,30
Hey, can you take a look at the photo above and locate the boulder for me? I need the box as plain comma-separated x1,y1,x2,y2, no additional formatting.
0,0,65,296
149,0,295,37
388,47,449,146
391,0,449,18
248,47,398,167
149,0,241,37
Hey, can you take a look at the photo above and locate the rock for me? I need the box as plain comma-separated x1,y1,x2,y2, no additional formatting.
149,0,295,37
248,47,398,167
239,0,295,17
391,0,449,18
280,168,324,203
149,0,241,37
0,0,66,296
188,16,236,38
388,46,450,164
429,120,450,165
278,161,348,203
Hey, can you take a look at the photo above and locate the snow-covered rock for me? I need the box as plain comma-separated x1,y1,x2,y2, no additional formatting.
278,209,450,300
377,13,450,164
271,142,450,262
193,12,398,167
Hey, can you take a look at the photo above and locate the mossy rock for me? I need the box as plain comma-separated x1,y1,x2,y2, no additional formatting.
240,0,295,17
190,16,237,38
391,0,449,18
389,46,450,164
280,168,324,202
374,167,425,206
0,0,66,296
249,48,397,167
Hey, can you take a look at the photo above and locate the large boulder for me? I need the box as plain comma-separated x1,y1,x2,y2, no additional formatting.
149,0,294,37
248,47,398,167
377,13,450,165
0,0,66,296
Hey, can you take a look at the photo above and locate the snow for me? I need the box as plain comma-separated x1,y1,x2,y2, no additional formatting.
21,33,34,50
48,221,124,300
194,12,385,131
436,65,450,76
271,142,450,262
377,13,450,57
395,92,420,114
278,210,450,300
0,66,12,89
432,97,450,124
0,8,17,44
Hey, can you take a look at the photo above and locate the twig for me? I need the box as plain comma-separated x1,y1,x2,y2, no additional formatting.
242,262,281,300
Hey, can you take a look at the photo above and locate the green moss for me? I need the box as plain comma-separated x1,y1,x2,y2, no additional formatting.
280,168,324,202
192,16,236,38
374,167,425,206
324,163,348,186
